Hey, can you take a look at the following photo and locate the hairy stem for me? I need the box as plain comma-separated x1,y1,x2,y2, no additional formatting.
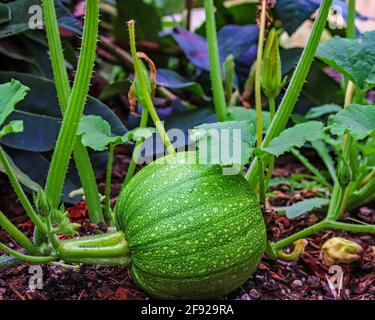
42,0,103,223
45,1,100,211
245,0,333,187
205,0,227,122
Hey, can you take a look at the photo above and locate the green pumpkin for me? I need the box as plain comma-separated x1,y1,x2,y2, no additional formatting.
115,152,266,299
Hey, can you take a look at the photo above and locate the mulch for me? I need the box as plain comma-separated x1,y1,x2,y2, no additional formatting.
0,149,374,300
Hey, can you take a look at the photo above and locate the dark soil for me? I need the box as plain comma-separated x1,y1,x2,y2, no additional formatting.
0,150,374,300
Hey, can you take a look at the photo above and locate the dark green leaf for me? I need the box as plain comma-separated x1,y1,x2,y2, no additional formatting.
0,72,127,152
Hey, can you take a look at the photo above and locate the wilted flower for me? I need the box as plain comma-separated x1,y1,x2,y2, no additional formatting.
277,239,308,261
321,237,363,266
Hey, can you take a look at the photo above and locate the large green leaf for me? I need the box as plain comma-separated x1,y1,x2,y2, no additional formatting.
328,104,375,140
316,31,375,91
0,72,127,152
264,121,325,157
191,120,256,167
0,79,29,126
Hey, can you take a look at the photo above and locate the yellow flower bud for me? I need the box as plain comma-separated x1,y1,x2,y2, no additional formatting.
321,237,363,266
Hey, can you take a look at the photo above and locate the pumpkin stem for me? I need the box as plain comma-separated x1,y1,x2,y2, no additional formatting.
57,231,131,266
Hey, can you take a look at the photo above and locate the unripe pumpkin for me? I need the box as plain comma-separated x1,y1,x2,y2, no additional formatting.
115,152,266,299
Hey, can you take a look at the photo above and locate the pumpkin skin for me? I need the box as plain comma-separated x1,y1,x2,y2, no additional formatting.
115,152,266,299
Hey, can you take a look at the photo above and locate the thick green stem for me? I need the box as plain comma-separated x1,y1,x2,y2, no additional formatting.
255,0,267,148
128,21,176,156
42,0,103,223
205,0,227,122
123,108,149,187
0,146,47,234
245,0,333,187
0,211,37,254
58,232,129,261
45,1,100,211
104,144,115,225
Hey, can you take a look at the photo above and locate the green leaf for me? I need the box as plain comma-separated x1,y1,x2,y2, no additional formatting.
305,104,342,120
328,104,375,140
227,107,271,132
264,121,325,157
0,79,29,126
283,198,329,219
316,31,375,91
78,115,155,151
191,120,256,167
0,120,23,138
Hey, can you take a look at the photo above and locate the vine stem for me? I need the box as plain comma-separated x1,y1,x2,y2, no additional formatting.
42,0,103,223
0,146,47,234
0,242,55,263
0,211,37,254
205,0,227,122
245,0,333,187
128,21,176,156
44,0,100,210
271,220,375,252
123,108,149,187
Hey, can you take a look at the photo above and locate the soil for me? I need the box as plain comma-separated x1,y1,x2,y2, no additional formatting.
0,149,374,301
